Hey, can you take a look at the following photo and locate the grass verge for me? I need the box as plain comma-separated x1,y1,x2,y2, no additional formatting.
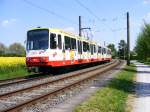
0,67,30,80
74,64,136,112
144,62,150,65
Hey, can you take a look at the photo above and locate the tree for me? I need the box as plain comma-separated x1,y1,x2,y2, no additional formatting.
135,34,148,60
8,43,25,56
118,40,127,59
0,42,7,55
135,23,150,61
107,44,117,58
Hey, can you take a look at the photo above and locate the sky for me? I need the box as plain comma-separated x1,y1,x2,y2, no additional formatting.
1,0,150,50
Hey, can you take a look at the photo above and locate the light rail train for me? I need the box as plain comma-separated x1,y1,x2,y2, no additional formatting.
26,28,112,73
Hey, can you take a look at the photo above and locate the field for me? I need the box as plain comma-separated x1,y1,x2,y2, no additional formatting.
0,57,29,80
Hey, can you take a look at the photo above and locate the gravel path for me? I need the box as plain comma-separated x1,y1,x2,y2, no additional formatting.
133,61,150,112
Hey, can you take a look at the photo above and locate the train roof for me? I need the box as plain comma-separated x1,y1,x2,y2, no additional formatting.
29,27,85,39
28,27,111,49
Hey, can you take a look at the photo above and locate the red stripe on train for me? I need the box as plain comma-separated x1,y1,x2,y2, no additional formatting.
26,57,112,67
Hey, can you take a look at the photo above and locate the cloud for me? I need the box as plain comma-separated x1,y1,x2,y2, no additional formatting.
1,20,9,26
1,19,17,27
143,0,150,4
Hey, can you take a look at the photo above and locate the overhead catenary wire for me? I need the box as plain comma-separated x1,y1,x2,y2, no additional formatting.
75,0,126,32
75,0,114,32
75,0,102,22
23,0,126,34
75,0,125,22
23,0,78,26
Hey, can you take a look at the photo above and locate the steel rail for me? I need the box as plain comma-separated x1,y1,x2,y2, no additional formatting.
1,60,121,112
0,61,115,97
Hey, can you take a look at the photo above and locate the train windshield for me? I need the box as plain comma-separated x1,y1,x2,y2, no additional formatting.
27,29,49,50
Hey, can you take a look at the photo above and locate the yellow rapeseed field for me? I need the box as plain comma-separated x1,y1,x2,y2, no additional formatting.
0,57,25,73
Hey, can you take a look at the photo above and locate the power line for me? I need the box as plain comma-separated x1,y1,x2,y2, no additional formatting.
75,0,102,22
75,0,127,33
75,0,125,22
75,0,115,32
23,0,78,26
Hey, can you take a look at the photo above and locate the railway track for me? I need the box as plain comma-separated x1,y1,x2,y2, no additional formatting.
0,60,121,112
0,73,52,87
0,61,113,95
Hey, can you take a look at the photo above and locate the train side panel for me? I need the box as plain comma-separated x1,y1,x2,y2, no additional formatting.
26,28,112,72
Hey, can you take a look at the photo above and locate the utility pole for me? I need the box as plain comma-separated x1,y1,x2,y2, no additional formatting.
127,12,130,65
78,16,91,38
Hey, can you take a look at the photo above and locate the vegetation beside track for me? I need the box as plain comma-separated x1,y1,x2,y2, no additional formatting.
144,61,150,65
0,57,29,80
135,23,150,61
74,64,136,112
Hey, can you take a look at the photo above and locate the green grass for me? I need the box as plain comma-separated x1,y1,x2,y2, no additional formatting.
144,62,150,65
138,60,150,65
0,66,30,80
74,65,136,112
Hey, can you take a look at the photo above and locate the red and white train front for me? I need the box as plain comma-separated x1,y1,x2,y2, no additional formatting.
26,29,52,72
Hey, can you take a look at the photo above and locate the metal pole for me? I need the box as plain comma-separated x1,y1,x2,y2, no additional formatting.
127,12,130,65
79,16,82,36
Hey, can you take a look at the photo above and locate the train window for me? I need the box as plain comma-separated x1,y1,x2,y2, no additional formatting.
108,50,111,55
58,34,62,49
87,43,90,51
71,38,76,49
50,33,57,49
78,40,82,53
102,48,105,54
90,44,93,55
103,48,106,54
80,41,82,54
64,36,71,50
83,42,88,52
83,42,90,52
94,45,96,53
98,46,102,53
27,29,49,50
78,40,79,51
83,42,86,52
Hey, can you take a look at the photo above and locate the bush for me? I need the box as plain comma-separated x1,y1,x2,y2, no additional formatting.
146,57,150,62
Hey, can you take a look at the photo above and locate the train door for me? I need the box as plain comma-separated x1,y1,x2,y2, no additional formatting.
50,33,63,65
93,44,96,61
90,44,94,61
49,32,65,66
77,40,82,63
98,46,102,61
62,35,66,64
102,48,106,61
57,34,63,63
64,36,71,64
50,33,57,61
71,38,77,64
